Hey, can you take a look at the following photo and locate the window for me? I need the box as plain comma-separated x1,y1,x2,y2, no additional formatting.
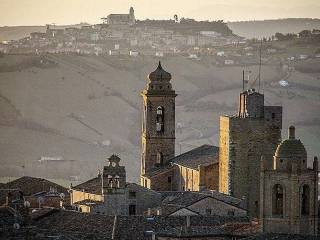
129,191,136,199
205,209,212,215
156,106,164,133
272,113,276,119
272,184,284,217
228,210,235,216
129,204,136,215
167,176,172,183
301,185,310,215
157,152,163,165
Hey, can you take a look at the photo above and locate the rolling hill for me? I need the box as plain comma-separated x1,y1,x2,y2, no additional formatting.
0,54,319,185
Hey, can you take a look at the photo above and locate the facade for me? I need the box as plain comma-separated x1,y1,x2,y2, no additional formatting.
219,88,282,218
70,154,161,215
260,126,318,235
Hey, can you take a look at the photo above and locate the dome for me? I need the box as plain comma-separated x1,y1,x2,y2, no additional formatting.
275,139,307,157
275,126,307,158
148,61,172,82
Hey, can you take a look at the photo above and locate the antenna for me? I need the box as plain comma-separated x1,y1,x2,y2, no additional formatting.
258,40,262,93
242,69,245,92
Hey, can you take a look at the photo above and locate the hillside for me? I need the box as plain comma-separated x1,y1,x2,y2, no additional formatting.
228,18,320,39
0,54,319,185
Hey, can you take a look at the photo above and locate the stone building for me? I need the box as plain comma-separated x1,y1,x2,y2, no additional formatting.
70,154,161,215
219,88,282,218
140,62,220,192
260,126,318,235
106,7,135,26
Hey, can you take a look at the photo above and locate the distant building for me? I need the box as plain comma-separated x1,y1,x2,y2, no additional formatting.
70,155,161,215
219,89,282,218
260,126,318,235
0,176,69,209
224,59,234,65
106,7,135,26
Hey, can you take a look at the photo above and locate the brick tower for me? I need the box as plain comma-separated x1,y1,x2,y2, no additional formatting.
140,62,177,188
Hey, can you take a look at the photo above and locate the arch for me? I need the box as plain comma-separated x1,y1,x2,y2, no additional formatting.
157,106,163,115
156,152,164,165
301,184,310,216
156,106,164,133
272,184,284,217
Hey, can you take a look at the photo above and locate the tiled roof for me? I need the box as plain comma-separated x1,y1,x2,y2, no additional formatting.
72,177,102,194
1,209,252,239
0,176,68,205
160,191,245,209
142,144,219,178
171,144,219,170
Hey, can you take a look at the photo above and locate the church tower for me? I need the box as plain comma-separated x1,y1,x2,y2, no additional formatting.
140,62,177,188
260,126,318,235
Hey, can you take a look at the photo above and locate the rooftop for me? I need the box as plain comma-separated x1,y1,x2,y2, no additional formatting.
72,176,102,194
171,144,219,170
0,176,68,205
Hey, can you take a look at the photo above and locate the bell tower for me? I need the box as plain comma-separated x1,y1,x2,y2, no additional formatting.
140,62,177,187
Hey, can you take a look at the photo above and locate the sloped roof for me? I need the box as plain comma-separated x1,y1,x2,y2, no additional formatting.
143,144,219,178
0,176,68,205
72,177,101,194
27,210,252,239
171,144,219,170
160,191,245,210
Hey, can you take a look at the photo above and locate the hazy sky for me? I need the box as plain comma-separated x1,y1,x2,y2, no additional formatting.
1,0,320,26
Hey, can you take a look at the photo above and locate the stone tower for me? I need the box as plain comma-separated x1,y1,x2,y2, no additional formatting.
140,62,177,188
129,7,135,25
219,88,282,218
260,126,318,235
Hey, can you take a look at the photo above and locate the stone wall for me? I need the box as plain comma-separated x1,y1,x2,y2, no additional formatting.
261,170,318,235
219,105,282,218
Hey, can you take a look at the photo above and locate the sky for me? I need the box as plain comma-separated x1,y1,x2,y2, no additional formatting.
1,0,320,26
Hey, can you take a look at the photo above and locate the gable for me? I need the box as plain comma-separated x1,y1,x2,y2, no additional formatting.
169,207,199,216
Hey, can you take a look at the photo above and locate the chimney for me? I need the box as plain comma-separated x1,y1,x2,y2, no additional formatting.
6,192,13,206
186,215,191,228
313,156,318,171
288,126,295,139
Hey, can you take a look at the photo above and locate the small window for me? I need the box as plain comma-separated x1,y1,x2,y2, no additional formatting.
205,209,212,215
157,106,163,115
168,176,172,183
227,210,235,216
129,204,136,215
272,113,276,119
157,152,164,165
129,191,136,199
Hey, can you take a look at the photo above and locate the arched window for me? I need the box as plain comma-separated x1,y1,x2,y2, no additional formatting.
156,106,164,133
156,152,163,165
115,175,120,188
301,184,310,215
272,184,284,217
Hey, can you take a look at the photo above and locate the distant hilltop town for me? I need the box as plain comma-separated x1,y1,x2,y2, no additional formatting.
0,7,240,57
